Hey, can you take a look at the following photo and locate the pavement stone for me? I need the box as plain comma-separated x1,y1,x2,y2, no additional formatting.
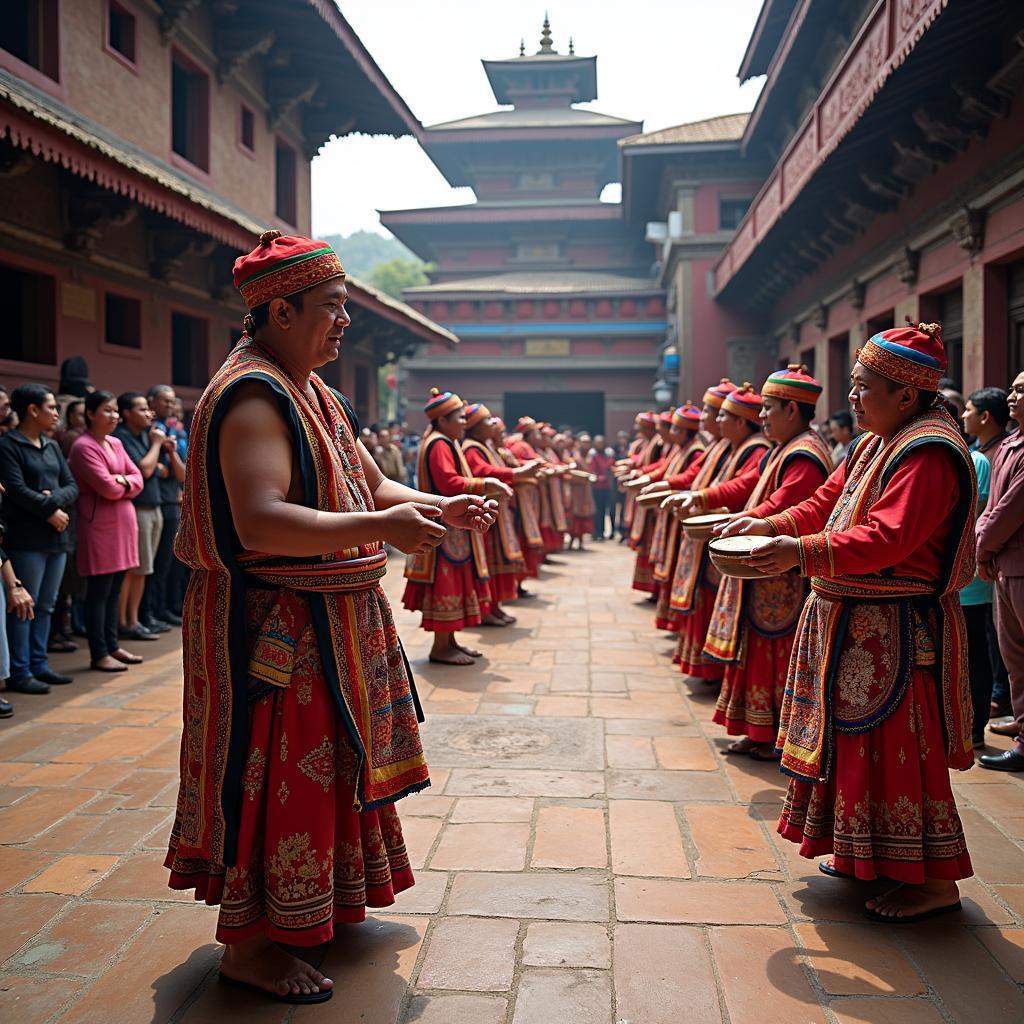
0,542,1020,1022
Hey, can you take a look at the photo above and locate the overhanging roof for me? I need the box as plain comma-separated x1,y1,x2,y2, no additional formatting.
737,0,800,82
0,74,455,350
346,277,458,347
402,269,659,298
0,69,260,249
619,113,750,151
426,107,637,132
301,0,421,139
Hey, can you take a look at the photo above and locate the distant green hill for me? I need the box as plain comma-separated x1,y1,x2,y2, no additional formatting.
322,231,420,279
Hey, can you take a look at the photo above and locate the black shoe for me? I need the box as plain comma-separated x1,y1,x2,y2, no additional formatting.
142,618,171,633
119,624,158,641
161,611,183,626
0,698,13,718
34,669,74,686
978,749,1024,772
5,676,50,695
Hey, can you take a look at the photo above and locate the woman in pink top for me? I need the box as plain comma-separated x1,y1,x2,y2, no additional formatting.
69,391,144,672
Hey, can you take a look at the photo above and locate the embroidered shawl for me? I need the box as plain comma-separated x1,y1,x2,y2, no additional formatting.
170,337,429,874
652,436,708,581
462,438,525,562
670,434,769,612
773,408,976,782
703,430,831,663
404,432,489,583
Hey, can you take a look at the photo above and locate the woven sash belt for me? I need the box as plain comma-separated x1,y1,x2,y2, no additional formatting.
236,549,388,592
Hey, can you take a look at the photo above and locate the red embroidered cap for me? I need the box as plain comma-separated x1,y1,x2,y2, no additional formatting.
858,322,947,391
657,410,674,425
636,410,656,425
233,230,345,310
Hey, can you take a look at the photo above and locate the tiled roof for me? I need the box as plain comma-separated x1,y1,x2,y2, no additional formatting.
403,270,659,296
619,113,749,147
427,107,639,131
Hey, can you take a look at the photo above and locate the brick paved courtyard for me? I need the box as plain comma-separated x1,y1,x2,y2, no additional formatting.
1,541,1023,1023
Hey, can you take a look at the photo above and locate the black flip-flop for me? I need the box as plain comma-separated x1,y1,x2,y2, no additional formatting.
218,971,333,1004
863,900,962,925
818,859,854,879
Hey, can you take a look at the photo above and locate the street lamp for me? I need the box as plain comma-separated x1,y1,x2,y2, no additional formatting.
652,378,673,407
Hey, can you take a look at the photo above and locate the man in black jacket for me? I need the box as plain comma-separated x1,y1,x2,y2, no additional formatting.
0,385,79,693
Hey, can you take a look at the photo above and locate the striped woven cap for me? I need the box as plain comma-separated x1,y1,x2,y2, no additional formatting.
721,383,764,423
464,403,491,429
763,364,822,405
424,388,463,419
703,378,736,410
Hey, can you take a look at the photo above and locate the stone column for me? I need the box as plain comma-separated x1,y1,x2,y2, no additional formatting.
962,262,1008,395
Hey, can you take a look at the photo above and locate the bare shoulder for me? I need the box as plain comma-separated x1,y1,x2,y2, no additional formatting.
221,379,288,437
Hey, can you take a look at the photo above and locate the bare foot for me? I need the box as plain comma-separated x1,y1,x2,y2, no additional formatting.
454,641,483,658
429,647,475,665
726,738,758,755
865,879,960,920
90,655,127,672
111,648,144,665
221,935,333,999
498,611,517,624
482,612,509,627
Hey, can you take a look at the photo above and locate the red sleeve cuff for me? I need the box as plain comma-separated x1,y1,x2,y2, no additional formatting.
764,509,799,538
797,533,833,577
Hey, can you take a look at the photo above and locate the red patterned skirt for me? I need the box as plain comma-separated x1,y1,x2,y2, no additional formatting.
519,539,543,579
570,515,592,539
675,583,721,678
631,518,658,594
484,529,523,604
713,629,794,743
778,667,973,883
655,583,681,632
541,525,564,552
403,548,491,632
166,593,415,946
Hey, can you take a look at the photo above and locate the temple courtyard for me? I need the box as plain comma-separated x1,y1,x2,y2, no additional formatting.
0,541,1022,1024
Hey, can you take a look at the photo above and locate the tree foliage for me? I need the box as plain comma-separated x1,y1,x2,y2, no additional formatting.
368,258,432,299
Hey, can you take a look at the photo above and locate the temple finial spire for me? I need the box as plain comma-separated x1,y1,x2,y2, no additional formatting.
519,38,525,56
568,36,575,55
537,14,555,54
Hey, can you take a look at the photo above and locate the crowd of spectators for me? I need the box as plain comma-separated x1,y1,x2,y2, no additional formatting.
0,359,189,718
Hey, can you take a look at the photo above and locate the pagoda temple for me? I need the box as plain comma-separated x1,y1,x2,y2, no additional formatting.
382,19,665,434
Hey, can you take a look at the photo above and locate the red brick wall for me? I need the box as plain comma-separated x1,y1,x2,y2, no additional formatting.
56,0,310,232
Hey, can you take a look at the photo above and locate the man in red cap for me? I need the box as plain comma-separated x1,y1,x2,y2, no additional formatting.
403,390,512,659
634,404,706,629
461,403,539,618
725,323,976,922
670,383,770,680
164,231,497,1002
700,367,832,759
652,384,734,632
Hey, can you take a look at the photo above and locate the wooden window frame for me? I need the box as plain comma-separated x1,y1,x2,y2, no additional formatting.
103,0,138,73
274,135,298,227
0,0,63,97
169,46,211,177
238,102,256,158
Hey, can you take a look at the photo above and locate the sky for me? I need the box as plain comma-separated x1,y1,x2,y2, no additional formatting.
311,1,766,238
